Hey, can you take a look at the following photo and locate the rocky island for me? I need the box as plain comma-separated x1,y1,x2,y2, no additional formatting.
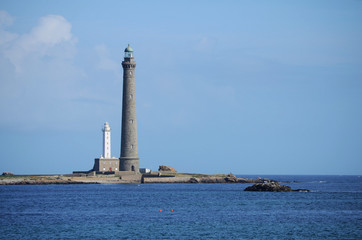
0,173,268,185
1,166,309,192
1,166,273,185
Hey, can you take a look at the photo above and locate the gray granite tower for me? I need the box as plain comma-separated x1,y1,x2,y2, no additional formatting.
119,44,139,172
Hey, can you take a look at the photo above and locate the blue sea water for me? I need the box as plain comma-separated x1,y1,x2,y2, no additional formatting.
0,175,361,239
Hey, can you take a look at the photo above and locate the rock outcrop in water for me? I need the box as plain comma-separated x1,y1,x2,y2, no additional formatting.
244,182,311,192
244,182,292,192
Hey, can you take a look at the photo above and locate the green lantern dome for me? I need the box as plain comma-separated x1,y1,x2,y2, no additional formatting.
125,44,133,52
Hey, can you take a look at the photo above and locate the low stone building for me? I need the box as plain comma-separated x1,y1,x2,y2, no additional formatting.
93,157,120,172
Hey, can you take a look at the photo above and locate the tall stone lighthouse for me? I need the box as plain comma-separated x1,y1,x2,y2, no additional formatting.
119,44,139,172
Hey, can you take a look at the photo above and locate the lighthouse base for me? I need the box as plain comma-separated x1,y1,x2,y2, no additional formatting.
92,157,120,172
119,157,139,172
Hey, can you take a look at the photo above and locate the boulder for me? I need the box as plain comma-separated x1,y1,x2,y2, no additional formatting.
2,172,14,176
158,165,177,173
225,173,237,183
244,182,292,192
188,177,199,183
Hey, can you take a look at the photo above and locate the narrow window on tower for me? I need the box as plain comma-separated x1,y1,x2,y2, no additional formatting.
131,144,133,149
129,94,133,99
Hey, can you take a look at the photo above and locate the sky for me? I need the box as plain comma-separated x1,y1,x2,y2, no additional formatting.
0,0,361,175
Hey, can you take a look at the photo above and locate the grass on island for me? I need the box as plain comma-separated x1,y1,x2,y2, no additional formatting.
160,172,229,178
0,175,30,179
0,175,60,180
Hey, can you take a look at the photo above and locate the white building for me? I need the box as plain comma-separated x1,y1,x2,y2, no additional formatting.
93,122,119,172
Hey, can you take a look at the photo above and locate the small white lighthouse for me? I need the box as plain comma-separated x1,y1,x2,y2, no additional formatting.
102,122,111,158
92,122,119,172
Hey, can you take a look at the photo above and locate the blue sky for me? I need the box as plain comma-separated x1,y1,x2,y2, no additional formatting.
0,0,361,175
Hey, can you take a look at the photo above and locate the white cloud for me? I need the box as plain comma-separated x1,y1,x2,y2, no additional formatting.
2,14,76,72
32,15,72,46
0,12,88,131
0,12,123,132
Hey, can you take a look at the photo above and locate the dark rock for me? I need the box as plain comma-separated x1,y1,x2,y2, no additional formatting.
188,177,199,183
292,189,311,192
158,165,177,173
244,182,292,192
2,172,14,176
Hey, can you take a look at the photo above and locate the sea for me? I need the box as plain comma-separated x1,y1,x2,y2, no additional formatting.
0,175,361,240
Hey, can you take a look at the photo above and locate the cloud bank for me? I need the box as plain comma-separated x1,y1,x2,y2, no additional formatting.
2,14,76,72
0,12,85,131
